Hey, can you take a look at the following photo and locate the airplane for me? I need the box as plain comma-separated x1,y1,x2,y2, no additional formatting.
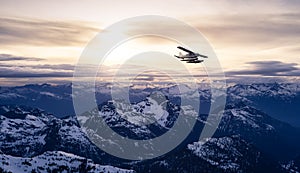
174,46,207,64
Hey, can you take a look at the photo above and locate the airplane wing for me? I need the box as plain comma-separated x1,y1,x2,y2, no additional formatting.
177,46,195,55
198,54,208,58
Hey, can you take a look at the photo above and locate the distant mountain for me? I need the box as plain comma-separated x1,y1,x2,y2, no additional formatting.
1,82,299,126
228,83,299,98
0,83,212,117
227,82,300,126
0,84,74,117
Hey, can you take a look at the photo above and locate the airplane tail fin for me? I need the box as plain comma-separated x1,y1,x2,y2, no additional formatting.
174,52,184,59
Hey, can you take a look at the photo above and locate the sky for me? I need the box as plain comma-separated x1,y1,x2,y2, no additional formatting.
0,0,299,85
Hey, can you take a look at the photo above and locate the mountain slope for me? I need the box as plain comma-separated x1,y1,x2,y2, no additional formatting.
0,151,134,173
228,83,300,126
129,135,284,173
0,105,111,164
214,102,300,160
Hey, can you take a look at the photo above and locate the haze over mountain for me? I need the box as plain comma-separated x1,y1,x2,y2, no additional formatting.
1,82,299,126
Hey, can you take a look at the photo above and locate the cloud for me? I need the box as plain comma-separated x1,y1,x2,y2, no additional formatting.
132,75,155,82
29,64,75,71
0,54,44,61
0,67,72,78
227,60,300,77
0,57,209,80
0,17,99,47
196,13,300,48
127,13,300,47
0,53,74,77
122,12,300,61
0,63,75,71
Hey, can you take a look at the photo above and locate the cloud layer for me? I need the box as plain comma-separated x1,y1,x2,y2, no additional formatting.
193,13,300,49
0,54,44,61
227,61,300,77
0,17,99,47
0,54,73,78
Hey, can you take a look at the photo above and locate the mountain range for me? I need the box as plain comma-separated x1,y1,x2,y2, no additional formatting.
0,82,300,172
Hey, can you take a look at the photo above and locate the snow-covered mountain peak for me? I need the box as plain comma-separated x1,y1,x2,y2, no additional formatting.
228,83,300,98
101,93,171,127
218,103,276,133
